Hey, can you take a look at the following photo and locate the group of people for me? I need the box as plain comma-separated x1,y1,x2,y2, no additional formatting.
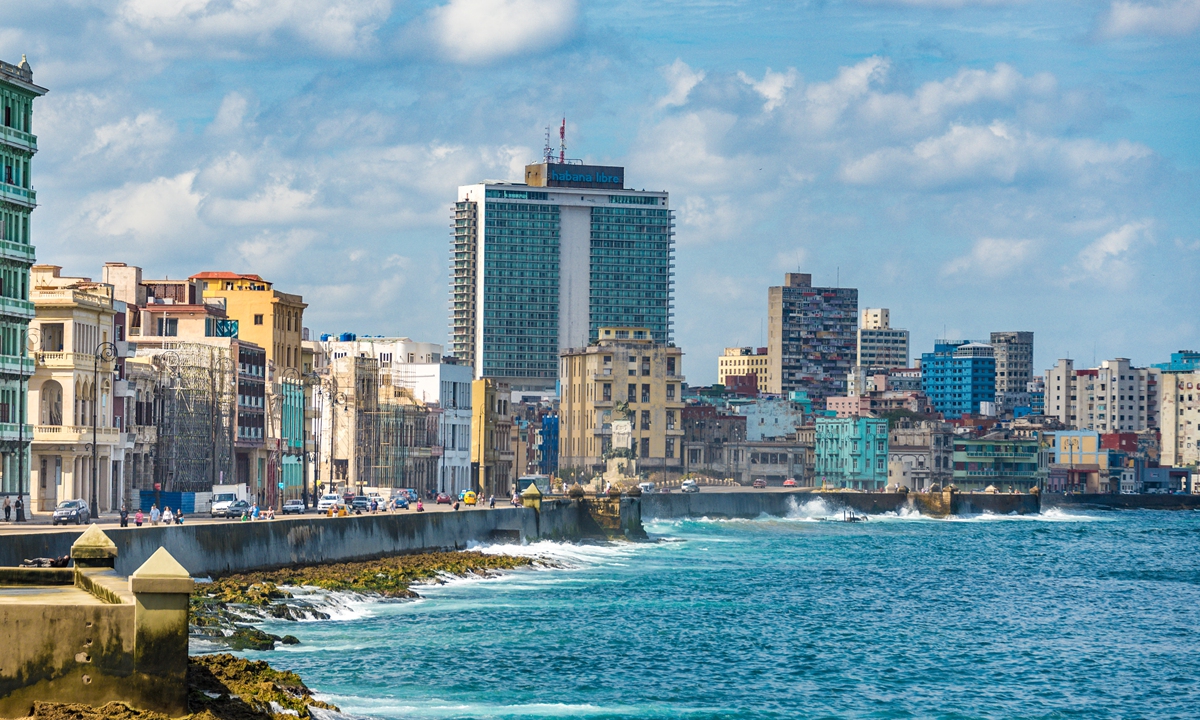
118,503,185,528
2,495,23,522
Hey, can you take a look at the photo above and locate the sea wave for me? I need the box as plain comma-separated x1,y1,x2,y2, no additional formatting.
468,539,647,568
320,694,713,718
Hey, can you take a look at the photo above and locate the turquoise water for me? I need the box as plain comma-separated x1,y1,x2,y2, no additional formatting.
238,502,1200,719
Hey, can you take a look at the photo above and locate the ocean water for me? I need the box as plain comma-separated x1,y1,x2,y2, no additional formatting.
234,500,1200,719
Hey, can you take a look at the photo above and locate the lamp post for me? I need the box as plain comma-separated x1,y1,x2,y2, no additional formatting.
91,341,117,519
17,327,40,521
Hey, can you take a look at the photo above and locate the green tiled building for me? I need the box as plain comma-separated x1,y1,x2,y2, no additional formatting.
951,434,1040,491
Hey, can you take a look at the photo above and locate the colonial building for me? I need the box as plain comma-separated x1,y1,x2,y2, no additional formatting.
814,416,888,490
471,378,513,497
952,432,1040,492
191,271,307,373
0,57,45,513
29,266,119,512
558,327,685,478
887,419,954,491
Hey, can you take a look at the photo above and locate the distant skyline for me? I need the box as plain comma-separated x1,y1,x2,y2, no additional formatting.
8,0,1199,383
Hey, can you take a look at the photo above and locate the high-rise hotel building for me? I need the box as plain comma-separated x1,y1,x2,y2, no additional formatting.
452,162,673,392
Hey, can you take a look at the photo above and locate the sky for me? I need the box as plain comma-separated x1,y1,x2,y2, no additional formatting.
5,0,1199,384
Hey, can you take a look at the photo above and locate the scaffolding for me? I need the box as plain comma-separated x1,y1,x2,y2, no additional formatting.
149,343,235,493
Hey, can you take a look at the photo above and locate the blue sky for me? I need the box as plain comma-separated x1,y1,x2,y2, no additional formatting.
7,0,1199,383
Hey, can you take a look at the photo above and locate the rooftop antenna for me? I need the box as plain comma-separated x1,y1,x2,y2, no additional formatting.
559,118,566,164
543,125,554,165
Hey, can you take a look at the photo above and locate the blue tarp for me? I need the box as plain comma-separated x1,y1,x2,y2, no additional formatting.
138,491,196,514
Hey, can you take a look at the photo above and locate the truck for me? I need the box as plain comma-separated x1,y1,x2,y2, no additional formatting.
210,484,249,517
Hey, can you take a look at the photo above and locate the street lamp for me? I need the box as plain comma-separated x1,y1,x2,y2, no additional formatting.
17,327,41,522
91,341,117,520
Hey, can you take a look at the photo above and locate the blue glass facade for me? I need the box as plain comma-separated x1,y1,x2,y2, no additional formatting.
921,341,996,419
589,204,673,344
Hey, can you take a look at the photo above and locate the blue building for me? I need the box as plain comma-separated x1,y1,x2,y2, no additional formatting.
538,414,559,475
814,416,889,490
1153,350,1200,373
921,341,996,419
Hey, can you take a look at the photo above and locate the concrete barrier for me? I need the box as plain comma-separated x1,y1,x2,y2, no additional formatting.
641,490,1039,520
0,499,649,577
1043,493,1200,511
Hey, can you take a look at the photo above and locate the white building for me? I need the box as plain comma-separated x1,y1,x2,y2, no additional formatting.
1160,371,1199,470
856,308,909,370
1044,358,1159,433
313,336,473,496
991,331,1034,413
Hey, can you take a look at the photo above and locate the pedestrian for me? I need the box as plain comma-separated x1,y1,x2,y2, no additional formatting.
14,495,22,522
3,496,10,522
250,502,259,520
150,504,160,526
175,508,184,525
135,509,144,527
489,495,496,509
416,499,424,512
370,498,378,513
119,505,129,528
162,506,174,525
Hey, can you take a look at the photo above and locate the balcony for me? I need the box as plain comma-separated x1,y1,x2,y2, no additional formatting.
0,238,34,264
36,352,112,372
0,295,33,320
0,422,32,441
0,125,37,154
0,354,33,377
33,424,121,445
0,183,35,208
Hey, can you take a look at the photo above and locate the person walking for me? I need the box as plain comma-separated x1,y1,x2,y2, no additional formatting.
119,505,129,528
162,506,174,525
14,495,23,522
3,496,10,522
150,504,160,526
135,509,144,527
489,495,496,509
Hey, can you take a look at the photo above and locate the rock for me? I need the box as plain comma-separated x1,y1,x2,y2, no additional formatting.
280,635,300,645
227,626,279,652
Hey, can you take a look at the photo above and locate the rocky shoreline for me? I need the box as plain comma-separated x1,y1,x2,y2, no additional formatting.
190,550,540,651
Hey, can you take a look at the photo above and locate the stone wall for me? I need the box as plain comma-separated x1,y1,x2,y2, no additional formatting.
641,490,1039,520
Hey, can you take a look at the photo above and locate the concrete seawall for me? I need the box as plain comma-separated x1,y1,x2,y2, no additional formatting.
1043,493,1200,511
641,490,1039,520
0,499,644,577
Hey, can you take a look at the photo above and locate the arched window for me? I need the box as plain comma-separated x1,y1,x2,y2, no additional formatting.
41,380,62,426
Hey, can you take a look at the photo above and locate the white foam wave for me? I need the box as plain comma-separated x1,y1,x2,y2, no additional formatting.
469,539,645,568
323,694,693,718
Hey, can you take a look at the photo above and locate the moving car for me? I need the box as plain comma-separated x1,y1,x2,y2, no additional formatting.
392,496,410,509
753,478,768,489
680,479,699,494
214,499,250,518
51,499,89,526
435,493,452,505
463,491,478,506
351,497,372,513
782,478,798,487
282,499,306,515
317,493,343,512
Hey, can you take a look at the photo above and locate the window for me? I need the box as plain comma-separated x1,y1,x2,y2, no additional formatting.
641,384,650,403
157,317,178,337
640,437,650,458
602,383,611,401
641,356,651,376
254,314,264,325
667,357,676,376
641,410,651,430
667,384,675,401
627,384,636,402
666,438,675,458
667,410,676,430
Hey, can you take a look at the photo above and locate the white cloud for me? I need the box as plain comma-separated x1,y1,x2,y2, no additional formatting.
737,68,798,112
942,237,1035,278
207,181,324,225
658,59,706,109
80,172,206,245
841,122,1152,188
799,56,889,133
1098,0,1200,38
114,0,391,56
81,111,175,163
208,92,250,135
425,0,579,64
1073,221,1153,283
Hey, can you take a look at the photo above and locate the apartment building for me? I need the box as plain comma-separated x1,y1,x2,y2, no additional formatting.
717,346,769,389
1160,370,1200,470
192,271,307,372
990,331,1034,413
1044,358,1159,433
766,273,857,400
921,341,996,419
558,326,685,477
814,416,888,490
857,308,909,370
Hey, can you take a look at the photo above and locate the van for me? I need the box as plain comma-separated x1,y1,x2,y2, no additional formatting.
638,482,656,494
317,493,343,512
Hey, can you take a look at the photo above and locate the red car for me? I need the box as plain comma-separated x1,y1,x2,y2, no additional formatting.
753,479,768,489
783,478,797,487
435,493,453,505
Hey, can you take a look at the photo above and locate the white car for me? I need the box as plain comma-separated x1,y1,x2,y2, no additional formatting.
317,493,343,512
680,480,699,494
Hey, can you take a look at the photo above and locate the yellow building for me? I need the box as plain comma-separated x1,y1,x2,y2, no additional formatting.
190,272,306,372
559,327,685,477
717,346,769,388
471,378,513,498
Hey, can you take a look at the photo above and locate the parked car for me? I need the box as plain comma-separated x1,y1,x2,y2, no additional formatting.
282,499,306,515
435,493,452,505
351,497,372,513
782,478,798,487
210,492,243,518
401,489,419,503
638,482,656,494
680,479,699,494
317,493,343,512
214,499,250,518
753,478,768,489
51,499,89,525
